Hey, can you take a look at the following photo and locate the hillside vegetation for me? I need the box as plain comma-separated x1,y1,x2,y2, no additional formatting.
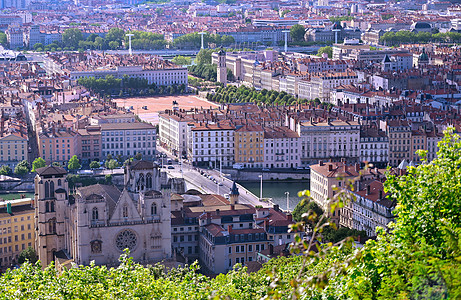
1,130,460,299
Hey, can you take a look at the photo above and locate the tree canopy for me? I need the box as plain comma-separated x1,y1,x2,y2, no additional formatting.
67,155,81,170
317,46,333,58
31,158,46,172
290,24,306,42
14,160,29,175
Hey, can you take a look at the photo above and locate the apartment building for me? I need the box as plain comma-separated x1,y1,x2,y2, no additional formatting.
426,130,443,162
297,118,360,167
159,110,193,158
0,119,28,167
0,198,35,269
410,130,427,163
38,127,79,165
360,126,389,167
188,123,235,168
6,25,23,49
341,180,395,237
263,126,301,169
77,126,101,164
234,124,264,168
101,122,156,160
380,120,411,167
298,71,358,102
310,161,361,225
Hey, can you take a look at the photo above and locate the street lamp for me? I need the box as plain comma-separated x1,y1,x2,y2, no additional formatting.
259,174,263,201
285,191,290,211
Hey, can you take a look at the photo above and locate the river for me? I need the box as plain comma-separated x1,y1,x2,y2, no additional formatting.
238,180,310,211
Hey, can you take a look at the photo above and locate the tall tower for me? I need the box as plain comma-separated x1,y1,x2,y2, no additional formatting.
229,181,239,205
34,166,68,267
217,48,227,86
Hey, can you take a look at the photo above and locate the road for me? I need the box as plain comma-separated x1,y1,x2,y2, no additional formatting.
164,163,270,207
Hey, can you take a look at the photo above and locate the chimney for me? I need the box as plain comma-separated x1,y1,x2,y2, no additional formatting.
355,163,360,172
366,185,371,195
328,164,333,171
273,204,280,212
230,204,235,210
379,190,383,199
287,214,292,222
264,219,269,230
227,225,232,234
319,160,324,166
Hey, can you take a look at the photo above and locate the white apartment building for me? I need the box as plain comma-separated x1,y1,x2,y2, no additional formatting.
298,70,358,102
360,127,389,167
296,118,360,167
6,26,23,49
382,53,413,72
158,111,193,158
188,123,235,168
263,126,301,169
101,122,156,159
341,180,395,237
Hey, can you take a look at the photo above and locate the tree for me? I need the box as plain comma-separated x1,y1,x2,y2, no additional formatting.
292,197,323,224
32,158,46,172
106,27,125,43
172,55,192,66
14,160,30,175
0,31,6,46
317,46,333,58
62,28,84,49
134,153,142,160
18,247,38,265
290,24,306,42
195,49,213,66
105,159,119,170
52,162,62,167
90,161,100,169
0,165,11,176
67,155,81,171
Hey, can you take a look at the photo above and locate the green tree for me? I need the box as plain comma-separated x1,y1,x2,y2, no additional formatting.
89,161,100,169
62,28,84,49
18,246,38,265
105,159,119,170
33,42,44,51
32,157,46,172
292,197,323,224
106,27,125,43
0,165,11,176
67,155,81,171
0,31,6,46
52,162,62,167
134,153,142,160
14,160,29,175
171,55,192,66
290,24,306,42
317,46,333,58
195,49,213,66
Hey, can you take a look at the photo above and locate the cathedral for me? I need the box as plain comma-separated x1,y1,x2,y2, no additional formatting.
34,161,172,267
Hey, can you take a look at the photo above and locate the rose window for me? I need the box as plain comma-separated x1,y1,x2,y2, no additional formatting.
115,230,137,251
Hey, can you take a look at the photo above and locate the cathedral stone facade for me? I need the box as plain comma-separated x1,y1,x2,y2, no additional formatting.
35,161,172,267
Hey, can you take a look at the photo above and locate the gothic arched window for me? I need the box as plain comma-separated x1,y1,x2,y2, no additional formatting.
92,207,99,221
45,202,50,212
48,218,56,234
50,201,55,212
151,203,157,216
50,181,55,198
57,179,62,187
122,204,128,218
146,173,153,189
44,181,50,198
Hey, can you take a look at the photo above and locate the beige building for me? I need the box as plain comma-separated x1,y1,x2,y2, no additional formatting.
0,131,28,168
298,70,358,102
0,198,35,269
234,124,264,168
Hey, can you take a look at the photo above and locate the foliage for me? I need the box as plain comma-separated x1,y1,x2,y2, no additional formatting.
134,153,142,160
281,9,290,17
14,160,30,175
195,48,214,66
62,28,84,49
171,55,192,66
105,159,120,170
188,64,217,82
124,30,166,50
67,155,81,170
105,174,112,184
206,85,331,107
173,32,234,49
0,165,11,176
0,31,6,46
317,46,333,58
382,13,394,20
292,198,323,224
89,161,100,169
290,24,306,42
18,247,38,265
32,157,46,172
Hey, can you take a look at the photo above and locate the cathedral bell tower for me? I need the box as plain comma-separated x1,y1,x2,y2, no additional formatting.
217,47,227,86
34,166,68,267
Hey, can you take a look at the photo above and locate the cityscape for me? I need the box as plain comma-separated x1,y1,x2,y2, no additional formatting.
0,0,458,298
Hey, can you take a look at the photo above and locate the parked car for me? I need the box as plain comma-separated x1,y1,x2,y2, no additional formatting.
167,166,174,169
262,168,270,172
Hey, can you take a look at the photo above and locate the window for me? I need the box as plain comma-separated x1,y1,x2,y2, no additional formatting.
92,208,99,221
48,218,56,234
123,205,128,218
151,203,157,215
